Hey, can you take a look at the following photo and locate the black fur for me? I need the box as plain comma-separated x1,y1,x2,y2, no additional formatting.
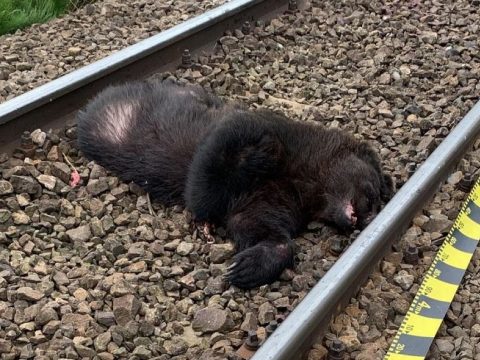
77,80,394,289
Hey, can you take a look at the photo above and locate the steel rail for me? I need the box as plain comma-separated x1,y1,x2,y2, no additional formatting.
251,101,480,360
0,0,290,152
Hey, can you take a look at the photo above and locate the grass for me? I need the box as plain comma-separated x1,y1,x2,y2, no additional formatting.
0,0,92,35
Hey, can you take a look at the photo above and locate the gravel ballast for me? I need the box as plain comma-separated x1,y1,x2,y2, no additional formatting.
1,0,480,359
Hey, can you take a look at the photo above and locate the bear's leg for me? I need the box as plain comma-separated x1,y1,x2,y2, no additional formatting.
224,183,301,289
225,240,295,289
185,114,284,224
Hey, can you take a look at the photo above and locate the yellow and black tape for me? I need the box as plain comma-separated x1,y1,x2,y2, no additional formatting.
385,178,480,360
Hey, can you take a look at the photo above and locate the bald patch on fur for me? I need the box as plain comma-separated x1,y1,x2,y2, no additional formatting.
101,101,138,144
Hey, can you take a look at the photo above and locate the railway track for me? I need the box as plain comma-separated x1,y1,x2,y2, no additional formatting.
1,1,480,359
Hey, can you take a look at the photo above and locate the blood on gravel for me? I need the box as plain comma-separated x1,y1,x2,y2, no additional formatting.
69,169,80,187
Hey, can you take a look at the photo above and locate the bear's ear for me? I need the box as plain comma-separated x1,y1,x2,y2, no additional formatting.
356,141,393,203
380,173,394,202
356,141,382,171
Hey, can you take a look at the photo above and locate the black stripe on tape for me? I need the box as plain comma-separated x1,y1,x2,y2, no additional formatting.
413,294,450,319
433,260,466,284
396,334,433,356
450,228,477,253
467,199,480,222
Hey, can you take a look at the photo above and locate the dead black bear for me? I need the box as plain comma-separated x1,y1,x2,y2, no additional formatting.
76,80,394,289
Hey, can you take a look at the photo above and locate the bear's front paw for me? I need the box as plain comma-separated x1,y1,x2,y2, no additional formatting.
224,242,293,289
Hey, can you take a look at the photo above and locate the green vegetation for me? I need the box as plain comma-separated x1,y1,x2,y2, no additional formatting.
0,0,92,36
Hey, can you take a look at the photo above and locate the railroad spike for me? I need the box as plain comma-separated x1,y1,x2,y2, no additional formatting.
288,0,298,11
266,320,278,337
458,173,474,193
436,126,449,137
327,339,346,360
242,21,251,34
181,49,192,68
236,330,259,360
21,131,34,148
245,330,260,350
12,148,26,160
18,131,36,158
406,162,416,177
35,148,46,161
330,235,346,254
404,245,419,265
275,314,286,324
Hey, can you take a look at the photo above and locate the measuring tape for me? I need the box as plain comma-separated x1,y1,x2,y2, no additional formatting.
385,178,480,360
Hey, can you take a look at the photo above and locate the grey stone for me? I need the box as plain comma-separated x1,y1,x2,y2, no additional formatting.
113,294,141,326
0,180,13,195
68,47,82,56
263,80,276,91
240,312,257,331
422,214,453,233
420,31,438,44
417,136,436,152
43,320,61,335
393,270,415,290
132,345,152,359
74,343,96,358
447,171,463,185
51,162,71,184
435,338,454,354
89,164,107,179
30,129,47,146
0,209,11,223
179,273,196,291
110,280,134,297
96,311,116,327
192,307,234,333
204,277,226,296
258,302,276,324
35,306,58,326
16,287,44,301
66,224,92,242
471,324,480,337
292,275,309,292
0,339,12,353
86,178,109,195
94,331,111,351
12,211,30,224
177,242,194,256
163,338,188,356
61,313,93,336
37,174,56,190
391,297,410,315
210,243,235,263
10,175,41,195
